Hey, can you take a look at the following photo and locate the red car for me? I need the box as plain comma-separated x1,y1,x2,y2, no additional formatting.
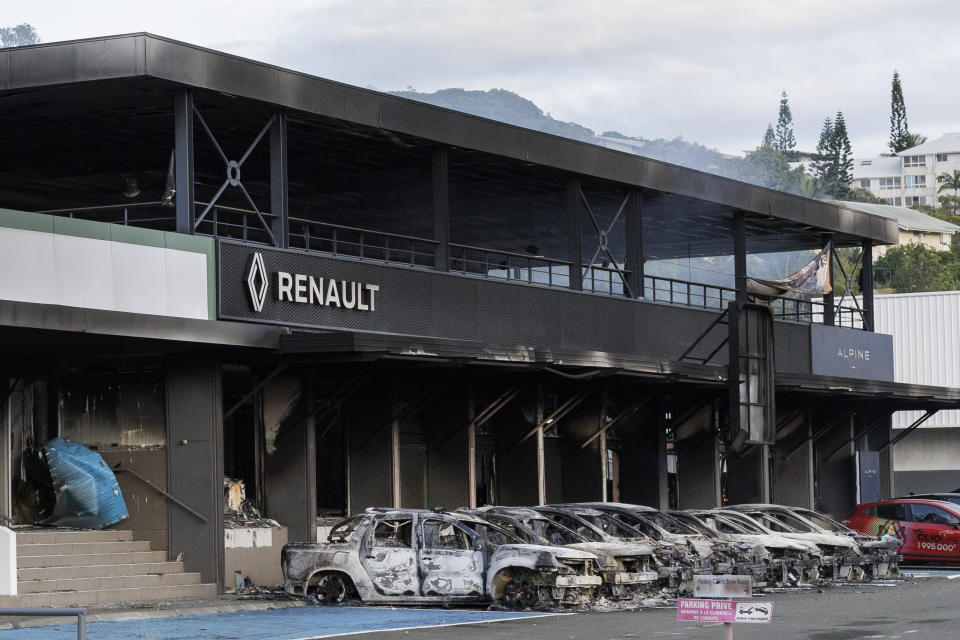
845,499,960,564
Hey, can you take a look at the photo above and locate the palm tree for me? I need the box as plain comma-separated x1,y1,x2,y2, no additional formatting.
937,169,960,215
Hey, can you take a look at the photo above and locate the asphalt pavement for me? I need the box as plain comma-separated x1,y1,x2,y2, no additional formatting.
344,574,960,640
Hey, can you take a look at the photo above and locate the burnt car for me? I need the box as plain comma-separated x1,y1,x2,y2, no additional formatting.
782,506,900,579
281,508,602,608
528,505,689,590
725,504,872,581
574,503,767,585
682,509,822,585
466,506,660,600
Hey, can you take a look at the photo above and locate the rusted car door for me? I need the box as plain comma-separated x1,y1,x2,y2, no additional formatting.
418,517,485,597
361,516,419,596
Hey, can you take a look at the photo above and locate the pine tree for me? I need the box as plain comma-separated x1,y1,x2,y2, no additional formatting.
811,117,834,186
774,91,796,154
761,123,776,148
889,71,910,154
831,111,853,193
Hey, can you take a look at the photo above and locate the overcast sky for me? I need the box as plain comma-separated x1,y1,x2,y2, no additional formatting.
12,1,960,157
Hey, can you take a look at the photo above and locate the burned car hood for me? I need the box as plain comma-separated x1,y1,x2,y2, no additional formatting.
725,533,808,552
779,532,857,549
494,543,596,561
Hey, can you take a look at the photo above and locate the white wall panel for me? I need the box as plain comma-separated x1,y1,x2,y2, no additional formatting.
0,227,209,320
873,291,960,429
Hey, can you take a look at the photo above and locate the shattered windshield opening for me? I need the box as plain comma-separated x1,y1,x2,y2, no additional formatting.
527,518,587,545
328,516,362,543
371,518,413,547
463,520,523,546
794,509,851,533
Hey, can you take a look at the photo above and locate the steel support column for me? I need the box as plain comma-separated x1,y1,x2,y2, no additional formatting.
391,388,401,509
733,213,747,304
625,189,644,298
823,235,835,326
536,388,547,505
861,239,874,331
433,148,450,271
467,385,477,509
270,112,289,248
566,176,582,291
174,90,195,234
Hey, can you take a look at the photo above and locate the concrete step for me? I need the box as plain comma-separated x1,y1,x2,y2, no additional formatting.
15,530,133,545
0,582,218,608
18,551,167,568
17,540,151,557
18,571,202,594
19,561,185,581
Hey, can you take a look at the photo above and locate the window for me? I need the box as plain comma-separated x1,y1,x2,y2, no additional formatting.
936,153,949,162
465,521,520,546
884,197,902,206
944,234,953,245
859,160,872,166
328,517,362,542
904,175,926,189
903,155,926,167
879,177,901,190
904,196,927,206
859,179,871,189
909,504,960,526
421,519,472,550
869,503,908,521
371,518,412,548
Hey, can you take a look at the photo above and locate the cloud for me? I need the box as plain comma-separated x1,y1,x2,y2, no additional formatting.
14,0,960,156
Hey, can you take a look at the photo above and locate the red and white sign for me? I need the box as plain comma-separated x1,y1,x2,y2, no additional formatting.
677,598,773,624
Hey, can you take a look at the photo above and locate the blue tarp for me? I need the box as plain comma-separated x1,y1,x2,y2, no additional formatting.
42,437,128,529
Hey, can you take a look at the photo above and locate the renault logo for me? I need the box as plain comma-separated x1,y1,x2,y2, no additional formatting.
247,252,268,312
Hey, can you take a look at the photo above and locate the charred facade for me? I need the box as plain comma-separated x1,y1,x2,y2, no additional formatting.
0,34,957,593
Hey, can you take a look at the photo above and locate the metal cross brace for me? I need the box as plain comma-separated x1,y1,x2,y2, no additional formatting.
580,190,633,297
192,106,277,246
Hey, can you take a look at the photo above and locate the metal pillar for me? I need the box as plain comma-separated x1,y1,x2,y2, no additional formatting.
733,213,747,304
165,356,223,591
391,388,401,509
433,149,450,271
270,112,289,249
625,189,644,298
823,235,835,326
174,90,195,234
861,239,874,331
599,392,608,502
467,385,477,509
536,388,547,505
566,176,582,291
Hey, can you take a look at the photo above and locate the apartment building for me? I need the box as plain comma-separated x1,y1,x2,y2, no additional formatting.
853,132,960,207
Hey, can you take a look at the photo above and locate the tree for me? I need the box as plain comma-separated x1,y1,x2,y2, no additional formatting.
811,117,834,186
761,123,775,148
831,111,853,191
889,71,909,153
874,243,954,293
888,71,926,153
0,23,39,48
774,91,797,155
938,170,960,214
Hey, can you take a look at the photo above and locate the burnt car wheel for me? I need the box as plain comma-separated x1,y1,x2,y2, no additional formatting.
313,573,350,605
499,572,538,610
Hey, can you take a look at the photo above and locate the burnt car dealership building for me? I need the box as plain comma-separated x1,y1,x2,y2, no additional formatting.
0,34,957,593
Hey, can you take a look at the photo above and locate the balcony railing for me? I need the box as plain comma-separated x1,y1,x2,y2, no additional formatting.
450,243,572,288
289,217,438,268
28,203,865,327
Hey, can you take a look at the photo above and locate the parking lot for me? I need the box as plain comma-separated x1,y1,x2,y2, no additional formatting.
0,572,956,639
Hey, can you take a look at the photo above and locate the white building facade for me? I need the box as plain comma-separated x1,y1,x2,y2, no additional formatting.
873,291,960,494
852,132,960,207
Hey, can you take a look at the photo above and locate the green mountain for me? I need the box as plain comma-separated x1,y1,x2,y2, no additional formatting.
391,88,748,182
